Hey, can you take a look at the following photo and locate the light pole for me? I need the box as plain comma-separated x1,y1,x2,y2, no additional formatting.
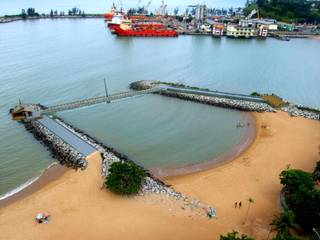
103,78,111,103
313,228,320,240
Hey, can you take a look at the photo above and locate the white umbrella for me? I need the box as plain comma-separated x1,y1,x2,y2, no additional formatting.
36,213,44,220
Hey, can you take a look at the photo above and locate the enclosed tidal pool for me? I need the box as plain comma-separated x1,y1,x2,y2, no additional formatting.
1,19,320,198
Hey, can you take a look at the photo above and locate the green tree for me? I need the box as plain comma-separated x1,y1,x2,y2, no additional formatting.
313,161,320,181
21,9,27,19
105,161,146,195
280,169,314,193
279,168,320,232
244,197,254,224
220,230,255,240
286,188,320,232
272,231,303,240
270,209,295,235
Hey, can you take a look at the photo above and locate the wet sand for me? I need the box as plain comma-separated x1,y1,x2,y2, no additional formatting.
0,164,69,208
0,112,319,240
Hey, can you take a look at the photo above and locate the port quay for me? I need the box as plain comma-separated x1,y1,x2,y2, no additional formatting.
1,3,319,39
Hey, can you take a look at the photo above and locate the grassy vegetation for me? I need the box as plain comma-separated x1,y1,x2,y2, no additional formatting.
261,94,287,109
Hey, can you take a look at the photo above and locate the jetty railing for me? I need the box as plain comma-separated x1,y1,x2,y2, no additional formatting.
41,87,161,114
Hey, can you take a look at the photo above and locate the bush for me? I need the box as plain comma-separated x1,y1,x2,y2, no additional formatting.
220,231,254,240
105,161,146,195
250,92,261,97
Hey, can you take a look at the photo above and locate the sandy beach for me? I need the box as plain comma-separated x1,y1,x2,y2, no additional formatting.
0,111,319,240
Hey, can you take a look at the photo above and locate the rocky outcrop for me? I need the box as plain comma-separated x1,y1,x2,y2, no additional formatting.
161,91,276,112
130,80,159,90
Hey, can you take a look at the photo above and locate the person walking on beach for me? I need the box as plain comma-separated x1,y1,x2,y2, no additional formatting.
239,201,242,208
234,202,238,208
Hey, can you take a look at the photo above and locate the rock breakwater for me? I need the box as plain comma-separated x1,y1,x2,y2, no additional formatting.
24,120,88,170
282,104,320,120
160,91,276,112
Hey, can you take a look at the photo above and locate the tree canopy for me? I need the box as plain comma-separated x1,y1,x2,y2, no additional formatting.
279,168,320,233
244,0,320,23
105,161,146,195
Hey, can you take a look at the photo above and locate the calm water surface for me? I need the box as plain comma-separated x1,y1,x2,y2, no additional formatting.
0,19,319,197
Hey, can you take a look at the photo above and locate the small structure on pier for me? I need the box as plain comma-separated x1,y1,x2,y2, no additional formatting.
10,104,41,121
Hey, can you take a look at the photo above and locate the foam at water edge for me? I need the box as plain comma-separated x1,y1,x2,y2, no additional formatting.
0,162,58,201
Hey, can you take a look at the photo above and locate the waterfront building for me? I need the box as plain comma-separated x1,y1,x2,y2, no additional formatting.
226,25,255,38
239,18,278,31
278,22,295,32
258,25,268,38
212,24,224,37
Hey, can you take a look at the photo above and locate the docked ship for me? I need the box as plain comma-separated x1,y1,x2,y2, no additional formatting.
107,13,126,30
104,3,124,21
113,21,178,37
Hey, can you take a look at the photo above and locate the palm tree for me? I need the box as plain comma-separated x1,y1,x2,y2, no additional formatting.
244,197,254,224
270,209,295,235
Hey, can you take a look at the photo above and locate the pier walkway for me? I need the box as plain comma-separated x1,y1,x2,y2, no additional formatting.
42,84,265,115
38,116,96,156
41,87,161,114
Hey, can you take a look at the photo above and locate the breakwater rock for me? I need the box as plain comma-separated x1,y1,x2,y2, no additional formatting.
161,91,276,112
130,80,160,90
24,120,88,170
282,104,320,120
130,80,276,112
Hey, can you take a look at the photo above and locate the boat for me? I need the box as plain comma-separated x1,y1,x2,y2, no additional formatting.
104,3,117,21
113,18,178,37
104,3,125,21
107,13,125,30
114,26,178,37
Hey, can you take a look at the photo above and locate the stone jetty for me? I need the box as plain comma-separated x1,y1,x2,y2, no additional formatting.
130,80,320,121
160,91,276,112
130,80,276,112
282,104,320,120
24,120,88,170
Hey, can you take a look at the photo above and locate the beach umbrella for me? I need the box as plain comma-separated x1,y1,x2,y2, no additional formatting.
36,213,44,220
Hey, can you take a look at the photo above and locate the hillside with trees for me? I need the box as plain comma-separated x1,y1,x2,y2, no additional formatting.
244,0,320,23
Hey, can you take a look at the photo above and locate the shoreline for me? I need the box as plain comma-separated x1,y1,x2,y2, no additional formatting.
0,112,256,207
0,112,319,240
0,163,69,208
151,112,256,179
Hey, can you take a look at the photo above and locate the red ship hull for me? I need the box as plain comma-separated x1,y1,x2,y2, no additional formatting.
114,28,178,37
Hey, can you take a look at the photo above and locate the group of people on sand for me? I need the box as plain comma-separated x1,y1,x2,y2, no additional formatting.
234,201,242,209
35,212,50,224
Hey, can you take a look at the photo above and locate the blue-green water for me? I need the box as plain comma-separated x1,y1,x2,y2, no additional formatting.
0,19,320,197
